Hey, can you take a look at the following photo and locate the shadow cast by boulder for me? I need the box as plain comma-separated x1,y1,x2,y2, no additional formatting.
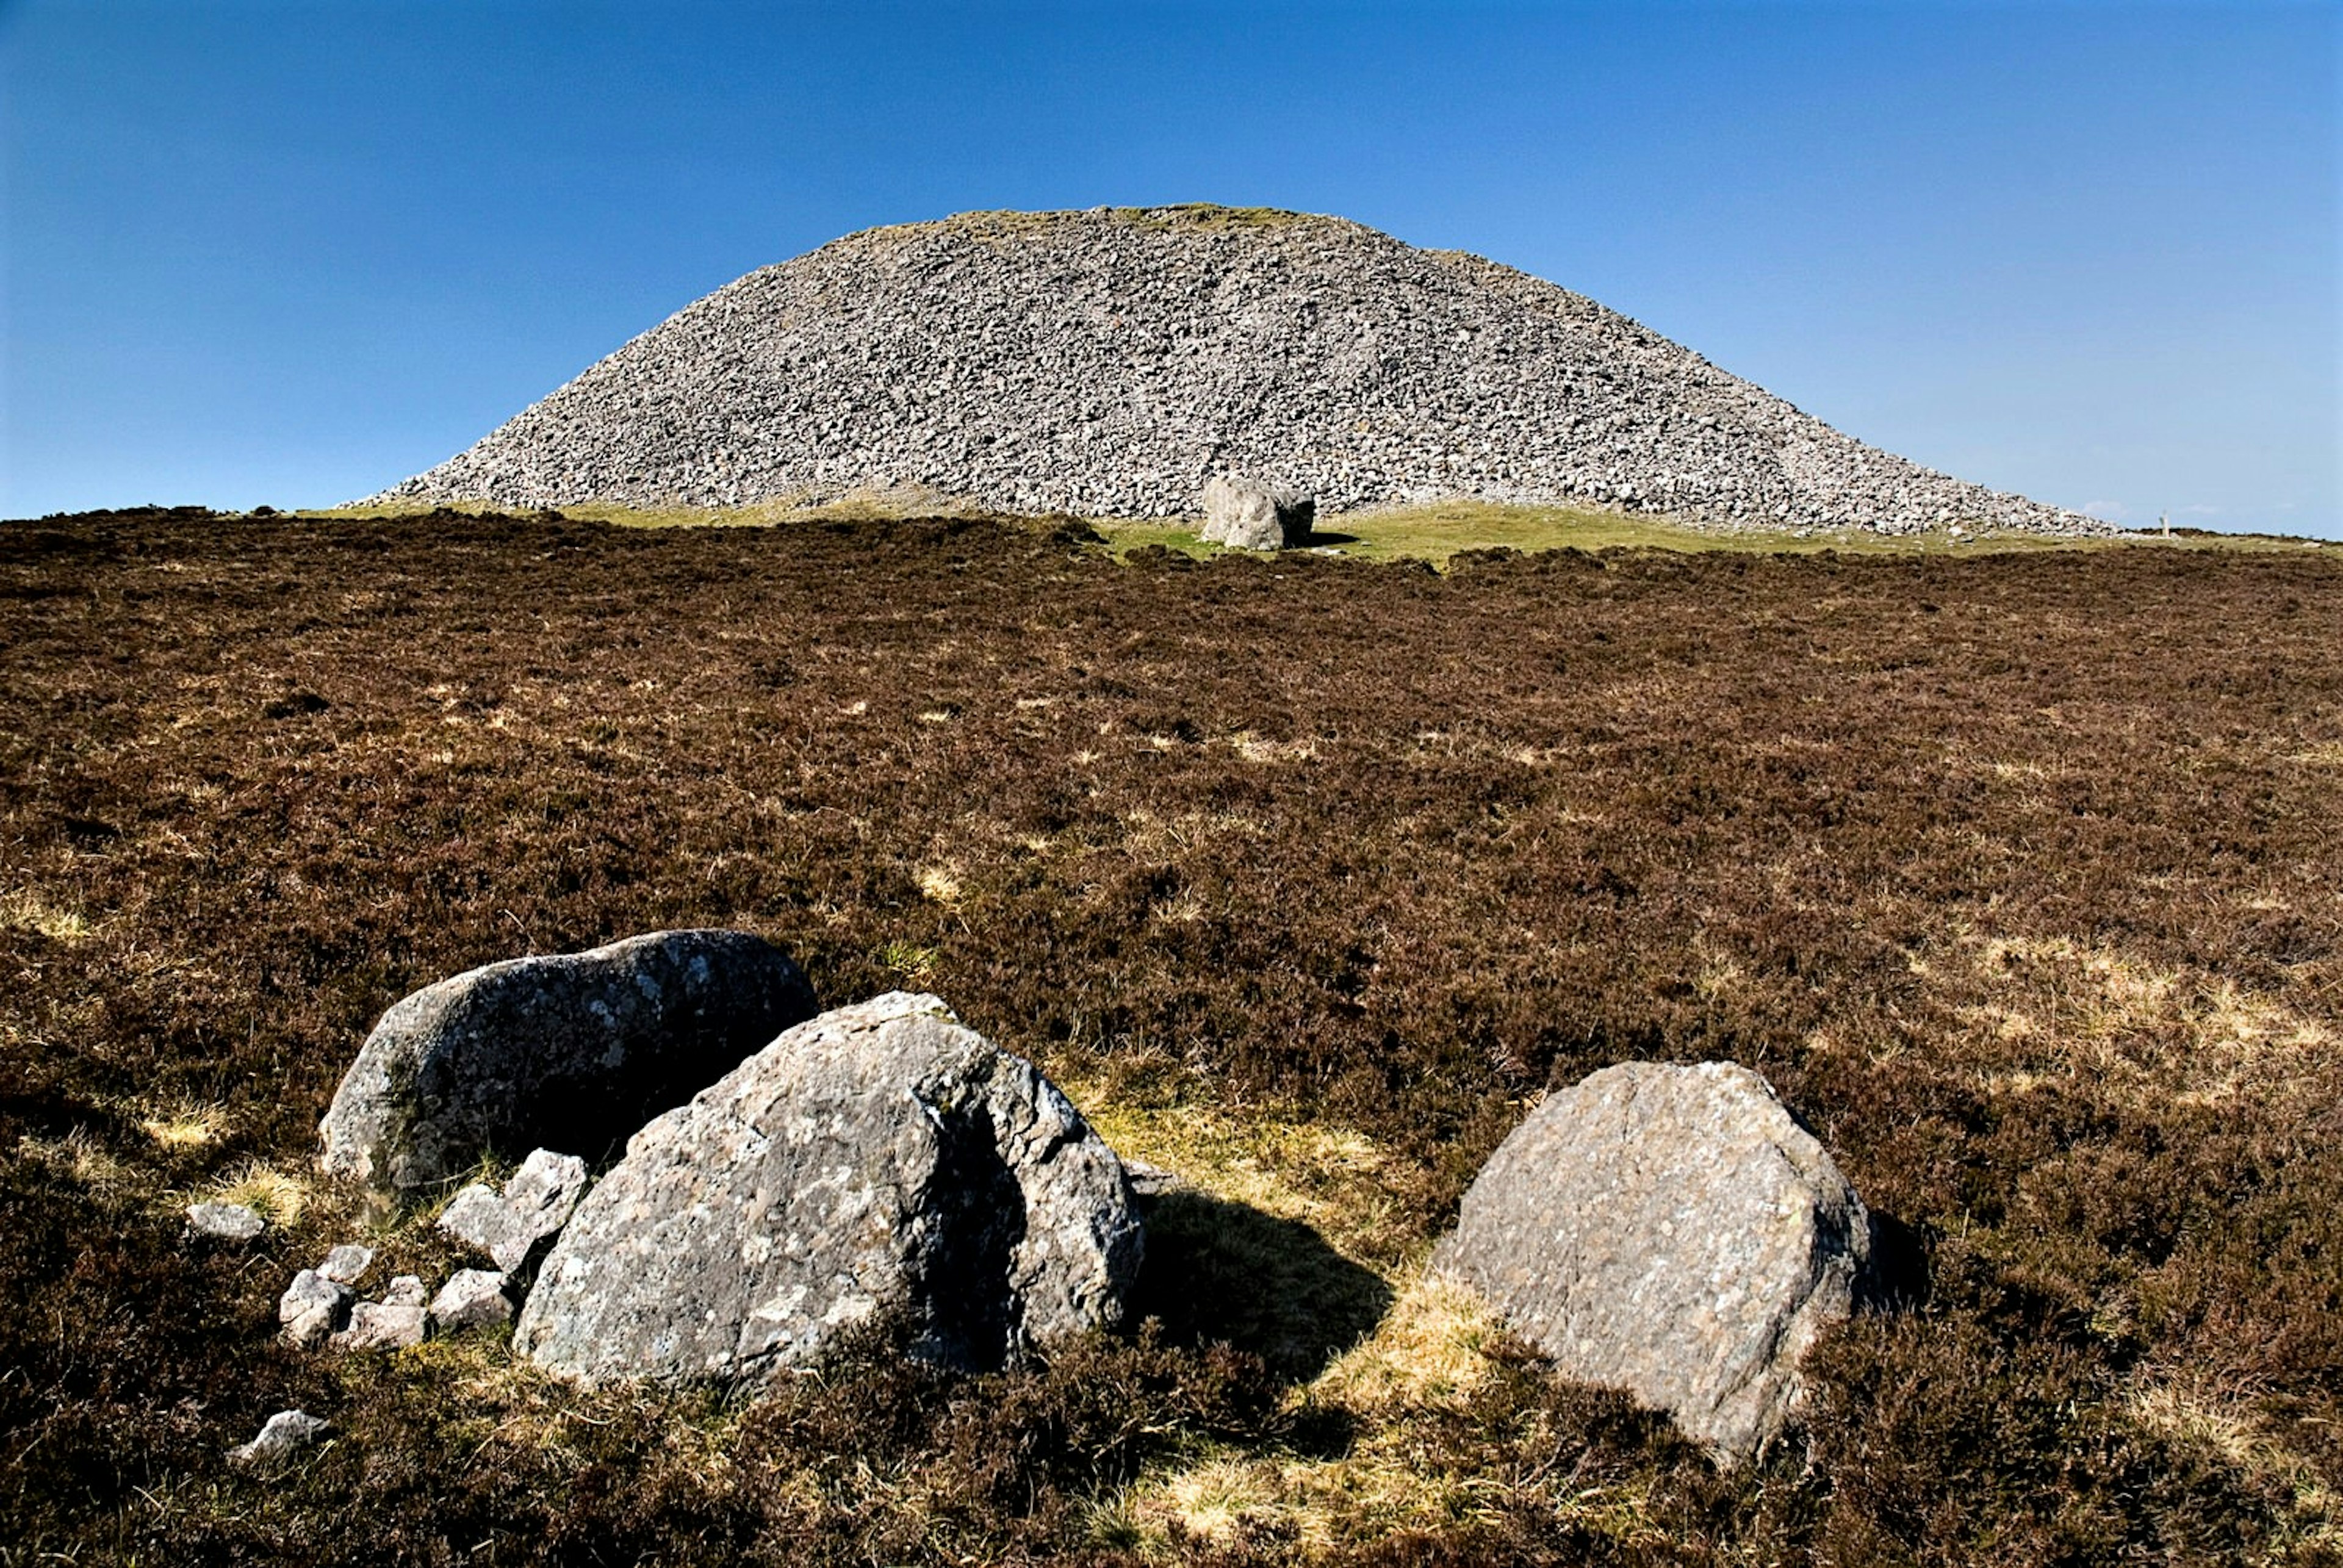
1127,1189,1392,1384
1856,1210,1933,1312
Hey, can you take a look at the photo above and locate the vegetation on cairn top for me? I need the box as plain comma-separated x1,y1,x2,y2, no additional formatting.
2,508,2339,1564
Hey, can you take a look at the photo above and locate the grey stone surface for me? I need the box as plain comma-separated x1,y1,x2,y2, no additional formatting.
320,929,818,1192
1433,1061,1870,1464
230,1409,330,1467
185,1201,265,1242
366,206,2105,539
439,1149,589,1271
334,1276,428,1351
429,1268,514,1334
516,992,1143,1388
317,1243,374,1287
279,1270,353,1348
1201,477,1314,550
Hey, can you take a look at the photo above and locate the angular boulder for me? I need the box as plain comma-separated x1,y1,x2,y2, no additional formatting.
317,1243,374,1287
437,1148,589,1271
320,929,818,1192
1200,476,1314,550
516,992,1143,1387
1433,1061,1870,1463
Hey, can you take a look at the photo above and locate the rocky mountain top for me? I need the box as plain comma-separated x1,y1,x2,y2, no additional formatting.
373,203,2100,536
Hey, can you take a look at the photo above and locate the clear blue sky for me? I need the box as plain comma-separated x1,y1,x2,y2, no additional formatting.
4,1,2336,534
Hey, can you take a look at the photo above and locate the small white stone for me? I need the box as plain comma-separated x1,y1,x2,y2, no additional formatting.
231,1409,329,1467
185,1201,265,1242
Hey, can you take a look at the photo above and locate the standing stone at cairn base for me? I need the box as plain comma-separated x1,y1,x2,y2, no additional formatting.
1200,476,1315,550
320,930,818,1193
516,992,1144,1389
1433,1061,1870,1464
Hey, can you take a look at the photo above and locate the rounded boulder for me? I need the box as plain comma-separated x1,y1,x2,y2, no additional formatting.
320,929,818,1192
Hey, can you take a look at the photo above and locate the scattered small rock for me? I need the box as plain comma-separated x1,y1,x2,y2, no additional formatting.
516,992,1144,1388
185,1201,265,1243
320,929,819,1192
231,1409,330,1467
333,1275,428,1351
1434,1060,1871,1464
428,1268,513,1334
1201,476,1315,551
317,1243,375,1287
279,1270,353,1348
1120,1159,1186,1200
438,1149,589,1271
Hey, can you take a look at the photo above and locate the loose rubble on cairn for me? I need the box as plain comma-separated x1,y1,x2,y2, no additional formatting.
437,1148,589,1272
185,1201,265,1243
276,929,1877,1467
371,204,2104,538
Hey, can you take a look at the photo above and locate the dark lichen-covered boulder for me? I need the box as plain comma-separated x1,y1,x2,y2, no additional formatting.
1433,1061,1870,1464
320,930,817,1193
514,991,1143,1388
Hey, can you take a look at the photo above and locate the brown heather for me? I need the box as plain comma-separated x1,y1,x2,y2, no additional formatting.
2,508,2339,1565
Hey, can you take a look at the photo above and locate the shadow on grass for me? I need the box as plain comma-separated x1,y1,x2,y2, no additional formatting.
1127,1188,1393,1385
1301,530,1361,547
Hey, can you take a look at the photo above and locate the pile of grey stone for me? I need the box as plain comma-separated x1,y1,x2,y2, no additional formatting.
278,926,1876,1468
366,204,2103,538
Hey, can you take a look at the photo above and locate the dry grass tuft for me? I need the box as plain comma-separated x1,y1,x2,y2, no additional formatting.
1,887,95,941
201,1159,318,1226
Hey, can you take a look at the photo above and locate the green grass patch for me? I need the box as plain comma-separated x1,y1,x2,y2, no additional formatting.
301,495,2333,567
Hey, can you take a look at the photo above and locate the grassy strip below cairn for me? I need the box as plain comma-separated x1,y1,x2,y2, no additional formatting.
313,494,2333,564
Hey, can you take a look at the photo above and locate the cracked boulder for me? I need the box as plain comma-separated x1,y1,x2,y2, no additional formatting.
1433,1061,1870,1463
320,929,818,1192
515,992,1143,1388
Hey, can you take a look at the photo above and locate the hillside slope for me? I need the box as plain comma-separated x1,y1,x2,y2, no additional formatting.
374,205,2098,536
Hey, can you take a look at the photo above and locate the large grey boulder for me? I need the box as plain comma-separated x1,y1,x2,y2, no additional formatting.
1200,476,1314,550
320,930,818,1192
1433,1061,1870,1464
516,992,1143,1388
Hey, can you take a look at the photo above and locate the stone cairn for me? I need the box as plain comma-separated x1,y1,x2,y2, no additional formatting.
368,205,2104,539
